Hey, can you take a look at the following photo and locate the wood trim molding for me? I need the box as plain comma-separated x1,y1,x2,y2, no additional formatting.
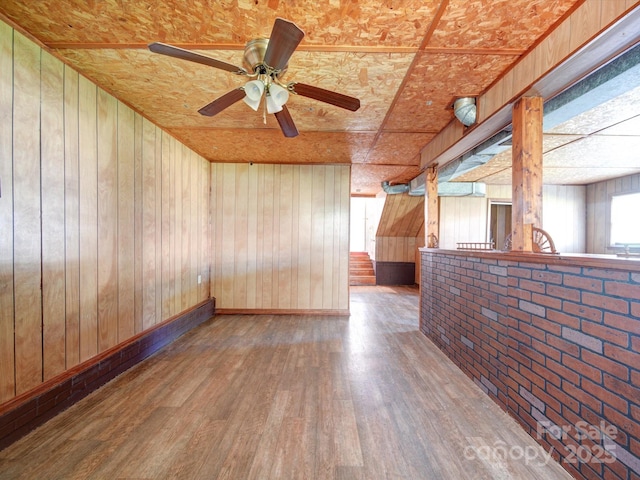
0,298,215,451
215,308,350,316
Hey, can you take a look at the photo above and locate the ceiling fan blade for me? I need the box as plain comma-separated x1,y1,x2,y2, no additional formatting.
148,42,246,74
274,105,299,138
198,89,246,117
263,18,305,71
291,83,361,111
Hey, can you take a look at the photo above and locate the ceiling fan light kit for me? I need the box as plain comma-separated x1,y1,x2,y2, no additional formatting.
148,18,360,138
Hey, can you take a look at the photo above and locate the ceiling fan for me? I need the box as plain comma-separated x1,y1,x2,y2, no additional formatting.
148,18,361,138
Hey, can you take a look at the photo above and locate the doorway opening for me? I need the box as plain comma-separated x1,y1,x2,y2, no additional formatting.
489,201,511,251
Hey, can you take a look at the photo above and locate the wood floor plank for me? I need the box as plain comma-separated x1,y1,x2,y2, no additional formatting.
0,286,573,480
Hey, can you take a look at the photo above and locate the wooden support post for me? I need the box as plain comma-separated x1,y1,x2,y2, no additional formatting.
426,165,439,247
511,96,543,252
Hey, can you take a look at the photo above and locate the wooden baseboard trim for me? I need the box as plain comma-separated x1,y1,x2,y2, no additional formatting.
216,308,350,316
0,298,215,452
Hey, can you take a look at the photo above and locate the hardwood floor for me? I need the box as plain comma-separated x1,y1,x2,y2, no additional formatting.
0,286,572,479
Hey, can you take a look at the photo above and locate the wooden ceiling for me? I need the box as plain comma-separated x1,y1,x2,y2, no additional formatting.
0,0,612,195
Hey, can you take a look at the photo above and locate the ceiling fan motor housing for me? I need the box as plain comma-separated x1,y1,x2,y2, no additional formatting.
243,38,287,78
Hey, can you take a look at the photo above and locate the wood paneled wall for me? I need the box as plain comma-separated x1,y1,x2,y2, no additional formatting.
210,163,350,312
438,184,586,253
375,194,425,263
586,172,640,253
0,25,211,404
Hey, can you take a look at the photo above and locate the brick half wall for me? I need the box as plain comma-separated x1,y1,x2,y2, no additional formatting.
420,250,640,480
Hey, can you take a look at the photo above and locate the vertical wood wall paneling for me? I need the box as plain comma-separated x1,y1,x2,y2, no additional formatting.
290,166,301,309
209,164,349,311
310,166,326,309
271,165,282,307
296,166,312,309
180,144,190,312
141,119,157,330
78,74,98,362
338,166,350,309
168,137,178,317
189,149,198,308
0,22,15,402
133,112,144,333
13,32,43,394
161,133,172,320
41,50,66,379
0,22,214,405
63,67,80,369
117,103,135,341
322,167,335,309
245,164,259,308
210,163,221,307
278,165,294,308
260,165,274,307
155,128,163,322
173,140,183,314
97,89,119,352
235,164,249,307
202,158,211,302
586,173,640,254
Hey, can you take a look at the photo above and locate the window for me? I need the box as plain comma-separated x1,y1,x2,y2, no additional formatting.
610,191,640,246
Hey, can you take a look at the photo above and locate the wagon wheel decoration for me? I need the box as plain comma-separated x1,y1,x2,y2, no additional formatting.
503,227,558,254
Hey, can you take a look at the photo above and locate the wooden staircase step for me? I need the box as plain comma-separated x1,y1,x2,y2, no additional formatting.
349,252,375,286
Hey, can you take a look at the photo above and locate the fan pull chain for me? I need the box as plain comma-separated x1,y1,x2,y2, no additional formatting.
263,100,267,124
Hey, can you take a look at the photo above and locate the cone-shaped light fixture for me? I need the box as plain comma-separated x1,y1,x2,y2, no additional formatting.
243,80,265,111
266,83,290,114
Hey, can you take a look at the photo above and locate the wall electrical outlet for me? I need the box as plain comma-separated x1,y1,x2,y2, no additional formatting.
197,274,202,285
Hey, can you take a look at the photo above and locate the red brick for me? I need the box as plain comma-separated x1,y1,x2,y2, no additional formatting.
604,374,640,408
509,267,532,278
563,381,602,413
546,358,581,385
563,301,603,323
633,404,640,423
562,354,602,384
582,321,630,348
582,292,629,314
563,274,603,292
584,269,630,281
532,338,561,362
604,312,640,335
604,344,640,369
519,279,546,294
546,382,580,414
519,322,547,342
547,284,582,302
632,437,640,457
547,309,581,329
582,350,629,381
531,270,563,284
549,264,582,274
531,360,561,387
605,281,640,301
531,292,563,310
603,466,624,480
508,287,531,302
604,404,640,439
547,334,580,358
582,378,628,413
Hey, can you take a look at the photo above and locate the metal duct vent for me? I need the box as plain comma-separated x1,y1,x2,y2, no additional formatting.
438,182,486,197
381,181,410,194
